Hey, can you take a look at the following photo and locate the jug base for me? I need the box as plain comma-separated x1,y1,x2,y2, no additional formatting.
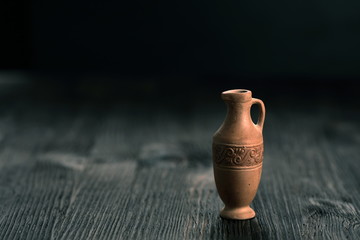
220,206,255,220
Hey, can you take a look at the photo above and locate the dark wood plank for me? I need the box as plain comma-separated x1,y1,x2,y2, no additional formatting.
0,95,359,239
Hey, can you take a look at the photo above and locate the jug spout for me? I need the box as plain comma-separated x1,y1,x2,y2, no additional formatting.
221,89,252,103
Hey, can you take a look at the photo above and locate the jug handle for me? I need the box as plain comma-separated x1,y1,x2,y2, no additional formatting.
251,98,266,131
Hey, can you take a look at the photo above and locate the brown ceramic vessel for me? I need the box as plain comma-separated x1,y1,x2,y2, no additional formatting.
212,89,265,220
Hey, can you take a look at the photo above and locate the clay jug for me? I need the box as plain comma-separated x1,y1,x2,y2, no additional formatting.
213,89,265,220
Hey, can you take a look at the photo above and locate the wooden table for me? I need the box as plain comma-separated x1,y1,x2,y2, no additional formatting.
0,79,359,239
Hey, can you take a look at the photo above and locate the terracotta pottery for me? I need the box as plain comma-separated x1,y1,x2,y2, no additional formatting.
212,89,265,220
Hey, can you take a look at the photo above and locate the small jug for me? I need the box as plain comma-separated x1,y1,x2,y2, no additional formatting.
213,89,265,220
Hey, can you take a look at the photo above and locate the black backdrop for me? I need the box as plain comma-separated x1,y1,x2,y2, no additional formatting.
1,0,360,100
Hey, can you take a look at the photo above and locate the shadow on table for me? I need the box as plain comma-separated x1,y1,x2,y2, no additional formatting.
210,217,265,240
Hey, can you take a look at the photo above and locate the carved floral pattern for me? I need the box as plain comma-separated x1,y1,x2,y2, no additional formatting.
213,143,263,167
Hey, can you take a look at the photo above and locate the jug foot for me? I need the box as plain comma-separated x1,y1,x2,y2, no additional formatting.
220,206,255,220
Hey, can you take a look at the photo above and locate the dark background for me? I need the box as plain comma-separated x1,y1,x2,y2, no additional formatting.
1,0,360,102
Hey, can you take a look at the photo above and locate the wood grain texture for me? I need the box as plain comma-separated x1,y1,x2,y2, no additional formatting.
0,95,359,239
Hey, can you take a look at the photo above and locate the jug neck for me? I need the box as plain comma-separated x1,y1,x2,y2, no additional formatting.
224,100,252,123
226,100,252,112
